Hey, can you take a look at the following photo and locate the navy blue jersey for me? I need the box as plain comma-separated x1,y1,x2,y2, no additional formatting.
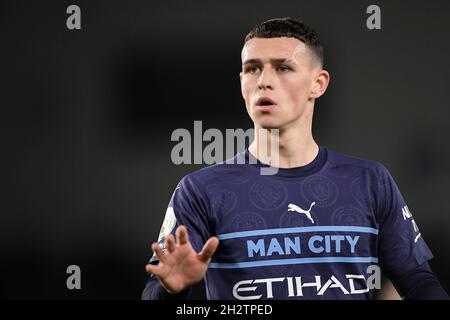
149,147,433,300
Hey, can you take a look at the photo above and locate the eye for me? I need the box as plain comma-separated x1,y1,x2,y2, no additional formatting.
244,66,260,74
276,65,290,73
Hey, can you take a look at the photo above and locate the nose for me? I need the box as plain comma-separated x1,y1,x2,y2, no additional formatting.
257,67,274,90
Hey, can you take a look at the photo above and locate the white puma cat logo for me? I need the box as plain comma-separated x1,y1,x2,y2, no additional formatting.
288,202,316,224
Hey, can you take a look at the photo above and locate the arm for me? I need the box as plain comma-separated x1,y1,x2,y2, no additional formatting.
143,225,219,299
374,163,447,300
389,261,449,300
142,275,208,300
141,273,193,300
142,175,218,299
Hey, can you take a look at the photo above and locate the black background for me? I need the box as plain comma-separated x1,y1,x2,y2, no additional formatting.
1,0,449,299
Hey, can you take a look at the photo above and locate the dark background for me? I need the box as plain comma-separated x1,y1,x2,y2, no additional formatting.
1,0,449,299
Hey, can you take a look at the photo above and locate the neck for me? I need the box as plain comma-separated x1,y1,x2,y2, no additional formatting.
248,108,319,168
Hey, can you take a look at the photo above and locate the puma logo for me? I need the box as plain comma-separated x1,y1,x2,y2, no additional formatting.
288,202,316,224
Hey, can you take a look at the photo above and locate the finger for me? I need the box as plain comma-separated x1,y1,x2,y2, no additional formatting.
145,263,160,276
165,234,176,253
198,236,219,263
152,242,166,262
176,225,189,245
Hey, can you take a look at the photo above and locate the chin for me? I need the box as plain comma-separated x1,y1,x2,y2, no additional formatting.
256,121,283,130
251,113,287,130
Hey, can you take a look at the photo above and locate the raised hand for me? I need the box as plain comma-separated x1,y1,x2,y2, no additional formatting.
145,225,219,294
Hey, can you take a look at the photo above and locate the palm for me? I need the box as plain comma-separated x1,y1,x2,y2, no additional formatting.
146,225,219,294
155,241,208,292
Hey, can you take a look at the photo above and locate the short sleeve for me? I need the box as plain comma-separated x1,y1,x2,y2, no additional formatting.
149,174,211,264
375,163,434,277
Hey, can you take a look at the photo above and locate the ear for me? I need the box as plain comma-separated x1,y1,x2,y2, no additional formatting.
310,69,330,99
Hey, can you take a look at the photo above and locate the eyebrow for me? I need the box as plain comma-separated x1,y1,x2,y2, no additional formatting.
242,58,297,65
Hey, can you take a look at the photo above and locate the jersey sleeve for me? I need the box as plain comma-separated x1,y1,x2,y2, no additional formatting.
375,162,434,277
149,174,211,264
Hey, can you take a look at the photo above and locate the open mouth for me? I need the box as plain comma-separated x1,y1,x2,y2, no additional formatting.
256,97,276,107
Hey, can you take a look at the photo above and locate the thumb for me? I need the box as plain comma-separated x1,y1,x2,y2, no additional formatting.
198,236,219,263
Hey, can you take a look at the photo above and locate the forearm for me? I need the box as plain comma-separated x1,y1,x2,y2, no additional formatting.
390,262,449,300
401,271,449,300
141,276,193,300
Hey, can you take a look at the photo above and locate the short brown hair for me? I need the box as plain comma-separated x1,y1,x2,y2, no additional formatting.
244,17,324,67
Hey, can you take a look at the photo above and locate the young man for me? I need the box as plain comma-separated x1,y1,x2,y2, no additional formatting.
142,18,448,300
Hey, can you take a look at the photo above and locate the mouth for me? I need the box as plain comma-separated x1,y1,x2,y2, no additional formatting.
255,97,277,110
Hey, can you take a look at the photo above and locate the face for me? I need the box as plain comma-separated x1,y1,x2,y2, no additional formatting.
240,37,328,130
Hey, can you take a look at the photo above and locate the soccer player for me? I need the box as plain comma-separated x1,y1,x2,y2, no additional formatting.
142,17,449,300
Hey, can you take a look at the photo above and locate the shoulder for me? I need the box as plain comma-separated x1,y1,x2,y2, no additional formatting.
178,152,246,188
325,147,390,178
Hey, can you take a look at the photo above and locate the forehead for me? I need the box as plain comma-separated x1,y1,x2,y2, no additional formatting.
241,37,308,62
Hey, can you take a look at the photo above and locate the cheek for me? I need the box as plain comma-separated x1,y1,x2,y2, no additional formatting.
241,78,253,100
282,78,310,103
